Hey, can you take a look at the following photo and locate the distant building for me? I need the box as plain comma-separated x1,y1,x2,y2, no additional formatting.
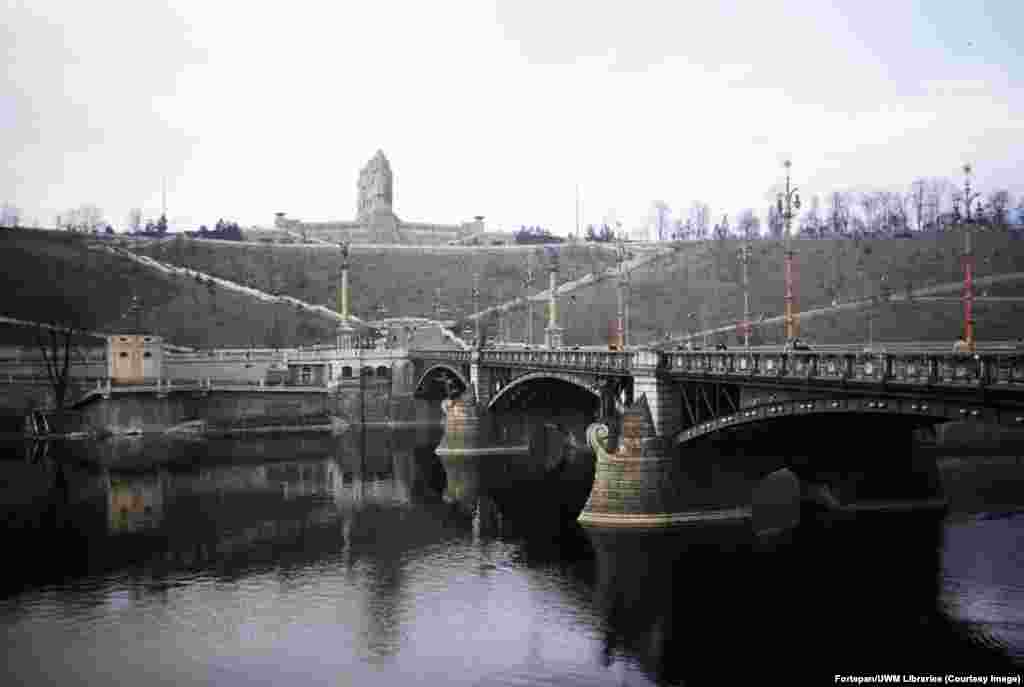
107,335,163,384
273,150,484,245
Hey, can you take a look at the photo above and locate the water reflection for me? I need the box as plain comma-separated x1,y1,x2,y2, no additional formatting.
586,515,1019,683
0,427,1022,685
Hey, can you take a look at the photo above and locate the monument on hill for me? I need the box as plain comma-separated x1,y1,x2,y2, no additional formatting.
274,150,482,245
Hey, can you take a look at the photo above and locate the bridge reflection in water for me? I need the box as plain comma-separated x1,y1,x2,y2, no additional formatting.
0,426,1021,684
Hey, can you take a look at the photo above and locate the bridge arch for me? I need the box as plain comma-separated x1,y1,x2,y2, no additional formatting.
672,398,952,448
487,371,602,412
414,364,470,398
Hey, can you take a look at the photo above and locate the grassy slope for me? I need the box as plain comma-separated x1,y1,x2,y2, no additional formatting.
131,238,626,323
125,231,1024,347
0,229,336,347
436,232,1024,346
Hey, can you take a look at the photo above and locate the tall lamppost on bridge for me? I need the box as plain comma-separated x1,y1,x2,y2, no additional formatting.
953,163,983,353
335,242,356,350
523,264,535,346
544,248,563,348
737,241,753,348
777,160,801,342
472,273,481,348
124,291,143,332
614,238,632,349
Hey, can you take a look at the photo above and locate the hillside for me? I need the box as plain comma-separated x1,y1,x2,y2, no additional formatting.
448,231,1024,346
130,237,632,324
61,228,1024,349
0,228,337,348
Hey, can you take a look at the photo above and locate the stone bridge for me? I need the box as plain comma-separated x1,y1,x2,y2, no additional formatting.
412,346,1024,436
410,345,1024,530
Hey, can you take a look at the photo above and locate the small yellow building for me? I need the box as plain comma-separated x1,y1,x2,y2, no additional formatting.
107,335,163,384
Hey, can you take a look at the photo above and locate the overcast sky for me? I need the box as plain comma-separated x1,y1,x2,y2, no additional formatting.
3,1,1022,234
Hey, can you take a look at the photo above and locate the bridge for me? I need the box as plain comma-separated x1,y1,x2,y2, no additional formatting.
410,343,1024,530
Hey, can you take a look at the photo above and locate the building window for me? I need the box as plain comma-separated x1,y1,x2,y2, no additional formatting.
376,365,390,378
301,366,312,385
119,352,129,358
342,366,352,378
143,352,152,359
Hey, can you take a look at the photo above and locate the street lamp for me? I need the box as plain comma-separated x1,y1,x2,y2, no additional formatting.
614,238,632,349
568,294,577,344
523,265,535,346
472,273,481,348
952,163,982,352
737,241,753,348
777,160,801,342
544,248,563,348
124,292,143,332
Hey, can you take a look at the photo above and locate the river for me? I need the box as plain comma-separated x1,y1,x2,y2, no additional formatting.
1,422,1022,685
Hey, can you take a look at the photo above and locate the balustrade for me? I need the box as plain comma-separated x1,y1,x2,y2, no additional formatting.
417,348,1024,394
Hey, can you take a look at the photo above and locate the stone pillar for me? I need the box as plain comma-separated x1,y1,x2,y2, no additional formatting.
468,352,492,408
545,262,563,348
579,394,741,528
629,350,681,438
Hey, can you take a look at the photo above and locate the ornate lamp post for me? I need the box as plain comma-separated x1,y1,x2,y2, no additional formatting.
472,273,481,348
523,266,535,346
125,292,143,332
737,241,753,348
544,248,563,348
614,238,632,349
777,160,801,342
616,239,626,349
336,241,355,350
952,163,983,353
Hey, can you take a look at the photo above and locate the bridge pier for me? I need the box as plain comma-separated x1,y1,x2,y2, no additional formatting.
631,351,682,438
579,395,746,528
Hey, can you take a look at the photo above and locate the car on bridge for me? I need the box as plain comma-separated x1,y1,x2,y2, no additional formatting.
784,338,813,352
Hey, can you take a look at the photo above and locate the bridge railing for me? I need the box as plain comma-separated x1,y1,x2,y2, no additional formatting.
662,350,1024,389
410,349,472,364
479,348,635,372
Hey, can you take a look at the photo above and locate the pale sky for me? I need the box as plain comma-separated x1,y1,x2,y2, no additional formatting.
3,1,1022,235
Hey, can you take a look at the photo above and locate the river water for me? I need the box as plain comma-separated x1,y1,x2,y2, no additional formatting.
1,423,1022,685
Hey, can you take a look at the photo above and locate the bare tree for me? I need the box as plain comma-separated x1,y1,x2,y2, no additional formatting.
874,191,897,237
859,192,879,236
713,213,731,240
910,179,927,232
925,178,954,231
62,204,105,232
767,203,783,239
988,190,1012,229
799,195,822,237
35,323,81,432
892,193,910,233
650,200,672,241
127,208,143,234
827,191,850,236
737,209,760,240
689,202,710,240
0,202,21,228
